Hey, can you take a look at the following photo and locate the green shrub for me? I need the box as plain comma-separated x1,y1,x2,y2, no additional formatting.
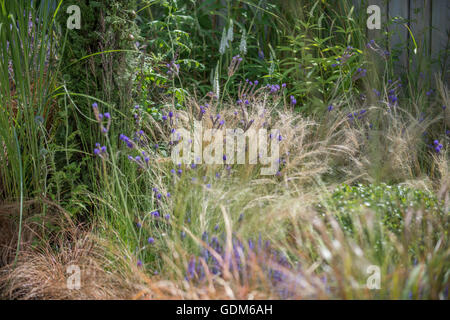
325,183,445,234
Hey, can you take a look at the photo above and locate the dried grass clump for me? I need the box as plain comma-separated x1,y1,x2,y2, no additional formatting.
0,218,140,300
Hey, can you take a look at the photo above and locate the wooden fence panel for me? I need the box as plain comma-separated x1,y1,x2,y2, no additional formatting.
206,0,448,79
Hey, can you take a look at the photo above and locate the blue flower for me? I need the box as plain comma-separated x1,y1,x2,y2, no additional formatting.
290,96,297,105
151,211,160,218
148,237,155,244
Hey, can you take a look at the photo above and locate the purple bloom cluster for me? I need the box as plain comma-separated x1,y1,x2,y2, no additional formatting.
352,68,367,81
166,60,180,77
290,95,297,105
93,142,108,157
366,40,390,59
332,46,356,67
228,55,243,77
266,83,281,94
184,232,297,298
120,134,134,149
433,140,443,153
92,103,111,135
347,109,367,122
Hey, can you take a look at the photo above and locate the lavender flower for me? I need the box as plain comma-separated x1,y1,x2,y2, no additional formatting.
290,96,297,105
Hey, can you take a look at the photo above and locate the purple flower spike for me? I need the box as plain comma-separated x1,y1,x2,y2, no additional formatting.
148,237,155,244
